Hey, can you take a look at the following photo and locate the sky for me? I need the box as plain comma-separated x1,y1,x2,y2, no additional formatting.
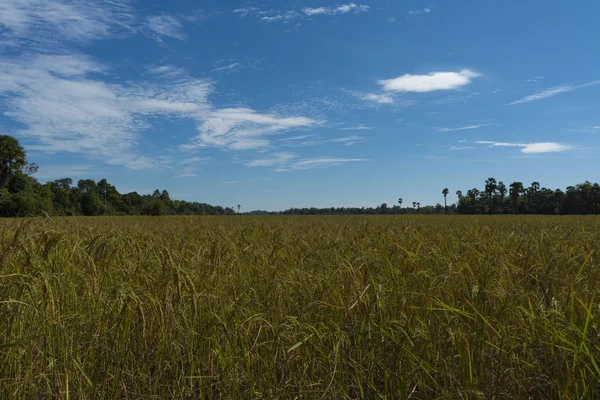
0,0,599,211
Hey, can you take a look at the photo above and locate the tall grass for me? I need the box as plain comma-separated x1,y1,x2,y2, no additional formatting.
0,215,598,398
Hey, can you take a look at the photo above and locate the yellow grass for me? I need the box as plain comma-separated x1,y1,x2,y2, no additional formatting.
0,215,599,398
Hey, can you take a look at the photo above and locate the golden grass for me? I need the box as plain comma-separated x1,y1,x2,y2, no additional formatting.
0,215,599,398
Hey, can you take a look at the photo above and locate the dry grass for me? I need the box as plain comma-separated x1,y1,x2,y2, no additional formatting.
0,215,599,398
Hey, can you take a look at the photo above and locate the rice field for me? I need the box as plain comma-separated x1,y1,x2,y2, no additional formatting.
0,215,599,399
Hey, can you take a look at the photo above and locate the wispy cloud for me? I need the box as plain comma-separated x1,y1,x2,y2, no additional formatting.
510,80,600,105
210,62,241,73
283,135,367,147
449,146,474,151
277,157,370,171
0,54,211,169
180,156,210,165
527,76,546,83
245,152,297,167
378,69,481,93
146,15,186,40
339,124,373,131
437,123,490,132
234,3,369,23
246,153,370,171
476,141,573,153
146,65,184,77
408,7,432,15
357,93,395,104
0,0,135,49
303,3,369,16
185,108,321,151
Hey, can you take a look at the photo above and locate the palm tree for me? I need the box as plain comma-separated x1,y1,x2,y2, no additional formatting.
416,202,421,213
237,204,241,214
529,181,540,213
398,198,403,209
485,177,497,215
509,182,523,215
442,188,449,214
497,181,507,207
412,202,417,213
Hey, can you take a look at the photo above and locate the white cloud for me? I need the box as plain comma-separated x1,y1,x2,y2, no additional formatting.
284,135,367,147
358,93,395,104
245,152,297,167
0,54,212,169
509,80,600,105
0,0,134,48
378,69,481,93
277,157,370,171
188,108,320,151
476,141,573,153
408,7,433,15
449,146,474,151
303,3,369,16
339,124,373,131
180,156,210,165
146,65,185,77
210,62,241,73
146,15,186,40
234,3,368,22
437,123,490,132
386,17,396,22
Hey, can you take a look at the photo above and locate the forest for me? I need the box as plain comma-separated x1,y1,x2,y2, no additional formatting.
1,134,599,217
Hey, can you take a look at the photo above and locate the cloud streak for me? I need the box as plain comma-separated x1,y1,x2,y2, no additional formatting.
476,141,573,153
146,14,186,40
303,3,369,16
437,124,491,132
510,80,600,105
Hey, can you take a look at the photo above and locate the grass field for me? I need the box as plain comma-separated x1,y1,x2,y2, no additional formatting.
0,215,599,399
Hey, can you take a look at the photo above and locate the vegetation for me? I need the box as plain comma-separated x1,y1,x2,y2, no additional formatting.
0,136,235,218
0,215,598,398
1,136,600,218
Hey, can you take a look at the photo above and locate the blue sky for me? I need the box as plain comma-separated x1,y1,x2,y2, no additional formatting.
1,0,599,210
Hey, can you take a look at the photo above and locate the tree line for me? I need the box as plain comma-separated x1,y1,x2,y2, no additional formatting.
454,178,600,215
0,135,234,217
1,135,599,217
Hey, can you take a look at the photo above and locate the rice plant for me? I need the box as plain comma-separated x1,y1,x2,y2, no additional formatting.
0,215,598,398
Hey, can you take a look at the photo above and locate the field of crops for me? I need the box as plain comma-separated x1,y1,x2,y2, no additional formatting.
0,215,599,398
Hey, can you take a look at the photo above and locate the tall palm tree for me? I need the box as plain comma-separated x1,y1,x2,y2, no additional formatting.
497,181,507,207
398,198,403,209
509,182,523,215
485,177,497,215
237,204,241,214
412,201,417,213
442,188,449,214
529,181,540,213
416,202,421,213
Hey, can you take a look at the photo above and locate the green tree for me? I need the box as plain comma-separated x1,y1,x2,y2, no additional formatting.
509,182,523,215
146,199,166,216
398,198,403,209
497,181,507,205
485,177,497,215
442,188,449,214
0,135,27,189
